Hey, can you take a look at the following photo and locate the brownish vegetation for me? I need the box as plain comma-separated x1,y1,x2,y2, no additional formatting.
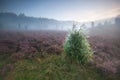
0,30,66,54
0,29,120,77
89,36,120,74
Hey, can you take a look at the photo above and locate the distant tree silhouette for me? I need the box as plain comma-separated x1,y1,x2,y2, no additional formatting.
18,24,21,29
80,24,86,30
115,15,120,26
25,25,28,30
97,23,103,27
55,24,57,30
91,22,95,27
0,23,3,29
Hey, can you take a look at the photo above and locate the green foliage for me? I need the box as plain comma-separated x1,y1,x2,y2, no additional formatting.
64,26,93,64
5,54,104,80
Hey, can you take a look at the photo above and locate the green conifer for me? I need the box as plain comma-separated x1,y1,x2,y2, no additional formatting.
64,25,93,64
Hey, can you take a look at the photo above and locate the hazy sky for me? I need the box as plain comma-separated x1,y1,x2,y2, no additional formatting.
0,0,120,22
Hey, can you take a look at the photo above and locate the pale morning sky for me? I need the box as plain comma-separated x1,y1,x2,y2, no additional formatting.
0,0,120,22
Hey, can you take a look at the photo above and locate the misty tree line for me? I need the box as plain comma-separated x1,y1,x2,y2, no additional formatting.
91,15,120,28
0,15,120,30
16,15,120,30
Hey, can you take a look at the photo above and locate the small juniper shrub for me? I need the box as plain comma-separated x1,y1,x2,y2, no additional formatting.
64,24,93,64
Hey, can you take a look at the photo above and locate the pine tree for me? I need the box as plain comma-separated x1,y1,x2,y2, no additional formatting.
64,25,93,64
